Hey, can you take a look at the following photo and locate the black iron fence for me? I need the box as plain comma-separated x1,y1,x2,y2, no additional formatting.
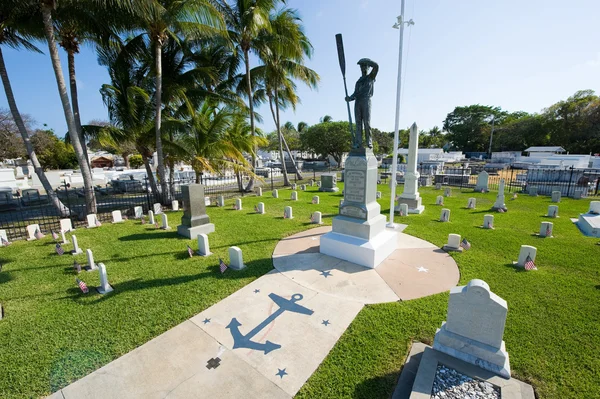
0,170,335,241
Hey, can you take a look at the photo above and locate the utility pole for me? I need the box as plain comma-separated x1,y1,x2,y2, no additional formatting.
487,116,496,157
388,0,414,228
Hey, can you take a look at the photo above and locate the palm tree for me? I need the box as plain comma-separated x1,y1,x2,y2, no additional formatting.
39,0,97,213
250,8,319,184
320,115,332,123
133,0,225,203
297,121,308,133
216,0,282,191
0,0,69,216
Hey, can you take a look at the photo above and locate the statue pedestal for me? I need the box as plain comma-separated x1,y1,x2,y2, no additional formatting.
320,149,397,268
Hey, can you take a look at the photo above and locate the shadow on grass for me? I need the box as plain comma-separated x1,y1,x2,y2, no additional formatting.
118,232,185,241
352,370,400,399
0,271,15,284
504,262,528,272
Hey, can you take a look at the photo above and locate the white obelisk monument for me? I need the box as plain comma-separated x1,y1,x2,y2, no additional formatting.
395,122,424,214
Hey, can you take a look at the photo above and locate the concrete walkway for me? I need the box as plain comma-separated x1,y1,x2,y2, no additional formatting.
49,227,459,399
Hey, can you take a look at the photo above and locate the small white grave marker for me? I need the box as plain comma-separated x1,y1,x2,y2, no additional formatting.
312,195,320,204
291,191,298,201
291,183,297,190
97,263,114,294
300,184,306,191
436,195,444,205
444,187,451,197
440,208,450,222
256,202,265,214
466,198,476,209
85,249,97,271
228,246,245,270
112,210,123,223
539,221,553,237
316,181,322,188
217,196,225,207
435,183,442,190
548,205,559,218
234,198,242,210
551,191,561,203
148,210,155,225
0,229,7,244
256,187,262,196
26,224,41,241
61,230,68,244
443,233,462,252
528,186,538,196
483,214,494,229
71,235,83,254
161,213,170,229
589,201,600,214
153,203,162,214
197,233,211,256
272,189,279,198
311,211,322,224
134,206,143,219
59,218,73,232
284,206,293,219
398,203,409,216
376,191,382,199
86,214,98,228
205,196,211,206
171,200,179,211
516,245,537,268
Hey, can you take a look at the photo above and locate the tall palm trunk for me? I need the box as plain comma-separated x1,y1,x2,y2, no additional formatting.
67,50,90,169
154,39,168,204
243,49,255,191
142,155,159,198
0,47,69,217
268,94,289,186
41,4,97,214
274,91,302,181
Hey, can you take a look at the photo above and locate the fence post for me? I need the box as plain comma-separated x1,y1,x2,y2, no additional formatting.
567,166,574,197
63,180,73,222
144,176,151,211
270,166,274,191
509,167,514,193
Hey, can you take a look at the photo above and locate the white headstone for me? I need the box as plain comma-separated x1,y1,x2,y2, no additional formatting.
256,187,262,196
153,203,162,214
148,210,155,225
436,195,444,205
311,211,322,224
291,184,297,190
197,233,211,256
445,233,461,250
435,183,442,190
97,263,114,294
398,203,409,216
548,205,559,218
551,191,561,203
316,181,322,188
284,206,293,219
339,199,343,207
483,214,494,229
172,200,179,211
161,213,170,229
573,190,583,199
228,246,245,270
589,201,600,214
217,196,225,207
493,179,507,211
540,221,553,237
234,198,242,210
205,196,211,206
440,208,450,222
376,191,382,199
272,189,279,198
61,229,68,244
528,186,538,196
60,218,73,232
71,235,83,254
310,180,315,187
467,198,476,209
87,214,98,228
312,195,320,204
517,245,537,267
134,206,143,219
86,248,97,271
474,171,489,192
112,210,123,223
444,187,451,197
433,279,510,378
26,224,40,241
256,202,265,214
291,191,298,201
0,229,7,243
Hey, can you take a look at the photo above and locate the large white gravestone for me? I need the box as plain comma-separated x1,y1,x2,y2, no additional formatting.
71,235,83,255
492,179,507,212
85,249,97,271
197,233,211,256
176,184,215,238
160,213,170,230
548,205,559,218
111,210,123,223
474,171,489,192
589,201,600,214
228,246,245,270
134,206,143,219
26,224,40,241
320,149,397,269
433,279,511,378
395,123,424,214
59,218,74,232
96,263,114,294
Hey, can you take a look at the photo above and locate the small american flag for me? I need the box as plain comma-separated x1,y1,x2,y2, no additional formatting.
512,193,518,200
310,213,315,223
524,255,537,271
441,212,448,222
141,216,146,224
468,200,474,208
95,217,102,227
73,260,81,273
460,238,471,250
497,208,505,213
552,209,557,217
312,198,318,204
34,228,44,240
154,221,159,229
219,258,228,274
1,236,10,246
399,209,405,217
481,188,484,193
233,203,239,210
187,245,194,258
55,243,64,255
76,278,89,293
283,211,288,219
545,224,551,237
51,230,59,241
254,205,259,213
488,222,494,229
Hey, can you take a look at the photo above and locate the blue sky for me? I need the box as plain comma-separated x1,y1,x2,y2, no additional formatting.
1,0,599,137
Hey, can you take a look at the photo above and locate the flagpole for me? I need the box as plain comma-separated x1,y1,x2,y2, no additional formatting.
388,0,409,228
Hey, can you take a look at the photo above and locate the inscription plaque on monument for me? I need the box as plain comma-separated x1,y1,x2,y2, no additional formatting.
345,170,366,203
340,205,367,219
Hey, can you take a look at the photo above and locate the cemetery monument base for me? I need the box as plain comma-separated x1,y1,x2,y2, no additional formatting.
176,184,215,239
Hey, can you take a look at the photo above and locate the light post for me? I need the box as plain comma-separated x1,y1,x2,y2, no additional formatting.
388,2,415,228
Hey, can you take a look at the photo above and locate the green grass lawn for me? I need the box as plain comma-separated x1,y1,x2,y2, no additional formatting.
0,183,599,398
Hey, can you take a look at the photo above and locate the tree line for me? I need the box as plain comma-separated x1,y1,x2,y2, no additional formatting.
1,0,318,217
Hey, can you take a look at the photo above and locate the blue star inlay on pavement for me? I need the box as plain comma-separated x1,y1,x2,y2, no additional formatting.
254,289,260,293
320,270,332,278
322,320,330,326
276,368,288,379
202,318,211,324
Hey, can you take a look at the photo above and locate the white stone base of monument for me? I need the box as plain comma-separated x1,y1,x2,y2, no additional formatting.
443,234,463,252
319,186,339,193
320,226,397,269
491,195,507,211
176,223,215,239
577,213,600,237
433,323,511,379
395,197,425,214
